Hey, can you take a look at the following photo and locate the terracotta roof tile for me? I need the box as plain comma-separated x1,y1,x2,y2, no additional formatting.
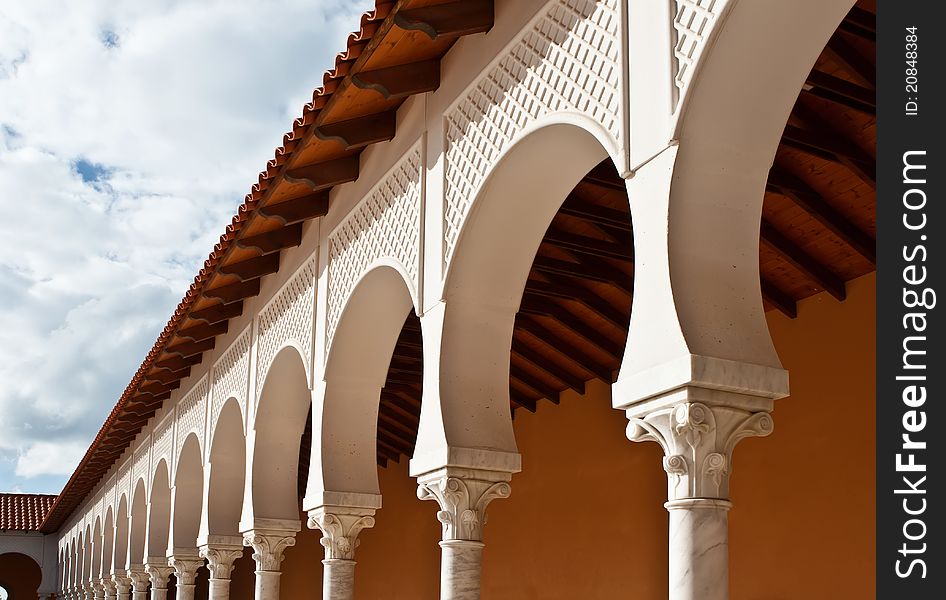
0,494,57,531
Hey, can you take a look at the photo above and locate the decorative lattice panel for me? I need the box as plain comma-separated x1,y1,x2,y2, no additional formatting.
132,444,149,487
672,0,722,108
326,144,423,352
443,0,621,267
256,258,317,397
211,326,252,428
117,459,131,503
152,415,174,473
175,375,209,457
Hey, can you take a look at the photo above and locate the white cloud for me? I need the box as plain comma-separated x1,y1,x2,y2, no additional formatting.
0,0,373,492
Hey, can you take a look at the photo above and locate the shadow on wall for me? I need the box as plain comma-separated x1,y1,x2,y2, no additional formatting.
0,552,42,598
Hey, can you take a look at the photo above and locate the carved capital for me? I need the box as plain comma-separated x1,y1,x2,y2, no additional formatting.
416,468,512,542
125,566,150,592
92,580,106,599
168,555,204,586
242,530,297,572
101,579,117,598
143,561,174,590
199,544,244,580
627,401,773,501
110,574,131,595
307,507,376,561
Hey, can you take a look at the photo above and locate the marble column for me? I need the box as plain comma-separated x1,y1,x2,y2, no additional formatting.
102,579,117,600
307,507,376,600
168,555,204,600
126,567,150,600
111,574,132,600
199,542,244,600
242,526,298,600
83,582,96,600
417,468,512,600
627,398,774,600
143,561,174,600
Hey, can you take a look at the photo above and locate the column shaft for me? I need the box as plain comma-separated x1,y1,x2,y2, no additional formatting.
208,579,231,600
439,540,484,600
667,499,731,600
322,559,356,600
254,570,281,600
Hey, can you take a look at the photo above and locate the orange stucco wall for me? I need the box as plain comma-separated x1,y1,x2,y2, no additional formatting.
226,273,875,598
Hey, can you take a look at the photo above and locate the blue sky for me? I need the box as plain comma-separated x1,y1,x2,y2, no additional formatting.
0,0,372,494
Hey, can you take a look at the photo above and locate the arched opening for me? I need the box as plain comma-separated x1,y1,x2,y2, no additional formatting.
249,346,311,523
171,434,204,552
129,479,148,568
114,495,129,575
102,507,114,582
316,265,416,496
147,460,172,562
0,553,43,599
206,397,246,539
91,517,102,584
82,525,91,586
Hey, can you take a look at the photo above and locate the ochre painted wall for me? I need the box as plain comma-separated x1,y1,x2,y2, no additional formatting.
229,273,875,598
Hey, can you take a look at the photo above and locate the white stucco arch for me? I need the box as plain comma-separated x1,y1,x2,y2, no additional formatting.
413,120,615,476
200,396,246,545
169,433,203,554
145,460,171,562
615,0,855,407
113,493,129,575
128,479,148,569
305,264,416,511
242,345,311,529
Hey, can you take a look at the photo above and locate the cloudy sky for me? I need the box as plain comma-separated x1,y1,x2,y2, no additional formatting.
0,0,372,494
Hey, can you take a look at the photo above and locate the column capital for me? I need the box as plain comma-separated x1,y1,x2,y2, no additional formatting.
125,566,149,591
416,467,512,542
198,543,244,580
168,554,204,586
143,560,174,590
307,506,376,561
242,527,298,572
101,578,117,599
110,573,131,594
627,397,773,501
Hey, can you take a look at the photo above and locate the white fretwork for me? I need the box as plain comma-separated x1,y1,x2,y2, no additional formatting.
443,0,621,267
255,257,317,396
210,326,252,427
671,0,724,109
175,376,209,457
326,143,423,353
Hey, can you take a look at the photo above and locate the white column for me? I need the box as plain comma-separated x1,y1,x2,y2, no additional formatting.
125,567,150,600
199,543,244,600
111,574,132,600
143,561,173,600
168,555,203,600
307,507,376,600
242,527,298,600
416,468,512,600
626,396,774,600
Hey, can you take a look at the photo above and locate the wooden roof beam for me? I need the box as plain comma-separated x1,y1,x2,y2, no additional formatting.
153,353,202,373
828,32,875,87
352,59,440,100
164,337,216,358
142,367,191,385
761,278,798,319
189,300,244,325
237,222,304,255
284,155,360,191
314,112,396,152
781,124,875,188
202,279,262,304
524,278,627,330
543,227,632,262
219,253,280,282
761,220,846,301
512,339,586,395
137,380,180,397
519,298,623,358
516,317,613,383
839,6,875,42
532,255,631,294
767,167,876,263
394,0,493,40
177,321,229,343
804,70,875,115
509,391,538,413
